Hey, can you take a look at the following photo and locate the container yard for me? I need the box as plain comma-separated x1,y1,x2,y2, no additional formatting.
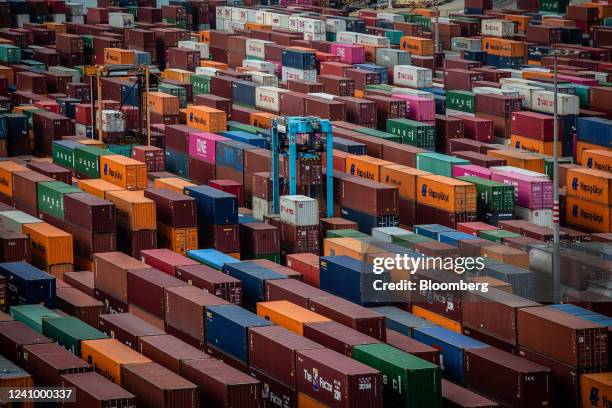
0,0,610,407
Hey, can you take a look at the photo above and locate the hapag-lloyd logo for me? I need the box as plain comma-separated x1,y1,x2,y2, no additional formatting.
421,184,449,201
350,164,375,180
572,204,604,224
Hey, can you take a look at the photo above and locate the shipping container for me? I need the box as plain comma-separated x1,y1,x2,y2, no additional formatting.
80,338,152,385
60,371,137,408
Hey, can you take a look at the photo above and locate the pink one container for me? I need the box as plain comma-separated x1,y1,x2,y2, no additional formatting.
392,94,435,122
188,132,228,164
452,164,492,180
330,43,365,64
558,75,599,86
490,170,553,209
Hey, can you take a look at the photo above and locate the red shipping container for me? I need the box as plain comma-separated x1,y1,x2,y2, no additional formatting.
75,103,93,126
319,61,353,77
286,253,320,287
510,111,556,141
139,248,199,276
208,179,243,207
452,115,494,142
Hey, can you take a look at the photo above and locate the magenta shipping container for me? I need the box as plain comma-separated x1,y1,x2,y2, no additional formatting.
188,132,228,164
452,164,492,179
490,170,554,209
330,44,365,64
392,94,435,122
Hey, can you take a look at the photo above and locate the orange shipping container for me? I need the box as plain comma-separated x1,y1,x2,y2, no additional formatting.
582,150,612,174
22,222,74,273
510,134,561,157
104,48,134,65
256,300,330,335
576,141,612,165
522,70,554,81
200,60,228,70
482,38,525,57
80,338,151,385
412,305,461,333
0,65,14,85
540,18,575,27
581,373,612,408
323,237,385,261
400,36,434,56
504,14,532,32
250,112,277,129
163,68,192,83
106,190,156,231
480,245,529,269
185,106,227,133
198,30,210,43
244,23,272,31
380,164,430,200
298,393,328,408
100,155,147,191
345,155,393,182
416,175,477,213
565,195,612,233
0,161,27,197
76,179,125,199
148,92,180,116
566,168,612,206
157,223,198,255
486,150,545,173
412,8,436,17
153,177,195,194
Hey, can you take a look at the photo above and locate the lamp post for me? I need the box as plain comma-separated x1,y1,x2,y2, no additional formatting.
552,51,560,303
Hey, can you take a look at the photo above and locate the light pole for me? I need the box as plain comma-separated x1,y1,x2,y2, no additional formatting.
434,1,440,54
552,51,561,303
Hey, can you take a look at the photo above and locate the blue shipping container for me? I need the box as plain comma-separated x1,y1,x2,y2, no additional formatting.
185,184,238,225
484,54,523,69
220,131,267,149
187,249,241,270
484,264,535,301
437,231,477,247
340,207,399,234
281,49,317,71
0,116,6,139
332,137,367,155
215,140,257,173
413,326,488,384
413,224,455,239
222,262,286,311
462,50,486,63
5,114,27,140
57,98,80,119
339,17,366,33
0,262,56,308
355,63,388,84
369,306,435,336
134,50,152,65
577,117,612,148
165,148,189,178
232,80,257,107
205,304,272,363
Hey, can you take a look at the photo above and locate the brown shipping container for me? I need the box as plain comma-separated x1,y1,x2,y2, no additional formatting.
138,334,212,375
363,95,407,130
317,75,355,97
279,91,307,116
248,325,324,389
410,269,463,322
239,222,280,255
174,264,242,305
305,96,346,121
65,222,115,262
27,161,72,184
21,342,91,386
463,347,552,408
280,223,319,254
60,371,137,408
64,193,116,233
164,286,230,349
0,320,53,364
0,228,29,262
120,362,199,408
56,287,104,330
517,306,609,369
12,170,53,215
287,80,325,94
302,320,380,357
63,271,95,298
308,297,386,341
295,348,383,408
127,268,186,319
335,173,398,216
180,358,262,408
265,279,330,309
442,379,500,408
94,252,152,304
385,329,440,365
144,188,197,228
248,367,298,408
453,151,506,167
98,313,165,350
335,96,377,126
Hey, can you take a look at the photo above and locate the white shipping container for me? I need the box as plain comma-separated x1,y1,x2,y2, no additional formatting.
281,66,317,82
288,16,302,33
392,87,435,100
100,110,124,133
255,86,288,113
490,166,549,179
481,19,515,38
308,92,336,100
326,18,347,33
231,7,256,23
65,2,84,16
356,33,390,46
69,15,84,23
303,18,325,34
250,71,278,87
51,14,66,23
393,65,433,88
252,197,271,221
582,71,609,83
195,67,218,76
255,10,266,25
217,6,231,20
229,21,245,32
376,48,411,67
371,227,412,242
280,195,319,226
472,87,520,98
514,206,553,228
75,123,93,138
451,37,481,51
264,12,289,29
446,108,475,117
377,12,405,22
531,90,580,115
501,84,543,109
246,39,272,59
243,60,277,75
178,41,209,59
335,31,358,44
304,32,326,41
108,12,134,28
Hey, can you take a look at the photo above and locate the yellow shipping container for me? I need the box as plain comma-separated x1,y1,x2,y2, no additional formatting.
565,195,612,233
185,106,227,134
345,155,393,182
257,300,330,335
510,134,561,157
576,141,612,165
412,306,461,333
581,372,612,408
416,175,477,213
157,223,198,255
104,48,134,65
380,164,431,200
482,38,525,57
487,150,545,173
22,222,74,275
100,155,147,191
163,68,193,83
77,179,125,199
153,177,195,194
566,168,612,206
0,161,27,197
582,150,612,174
106,190,156,231
80,339,151,385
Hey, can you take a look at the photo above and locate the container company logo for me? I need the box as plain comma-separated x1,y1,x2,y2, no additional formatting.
589,385,612,407
190,112,208,126
103,163,122,181
349,164,375,180
536,96,554,108
572,204,604,224
0,176,9,188
259,94,276,104
396,71,415,82
571,177,603,197
587,157,612,173
304,367,346,402
421,183,449,202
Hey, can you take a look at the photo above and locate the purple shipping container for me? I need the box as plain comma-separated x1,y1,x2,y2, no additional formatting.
392,94,435,122
188,132,228,164
330,44,365,64
490,170,554,209
452,164,492,179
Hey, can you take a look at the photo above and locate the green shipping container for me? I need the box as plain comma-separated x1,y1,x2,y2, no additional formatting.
352,343,442,408
365,84,394,92
227,121,261,134
571,84,590,108
10,305,61,333
242,253,282,263
605,17,612,26
446,90,476,114
42,316,107,355
52,141,76,169
355,127,403,143
22,60,45,72
540,0,568,13
0,45,22,63
37,181,82,220
327,229,369,239
457,176,514,212
159,83,187,108
82,35,94,54
412,15,431,31
386,119,435,150
392,233,435,249
479,229,522,243
74,145,111,178
384,29,403,45
106,144,134,157
191,74,211,95
544,156,572,176
0,210,43,233
326,32,337,42
416,152,470,177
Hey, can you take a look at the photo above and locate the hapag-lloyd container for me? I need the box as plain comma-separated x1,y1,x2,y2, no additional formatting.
490,170,553,209
393,65,433,88
330,43,365,64
391,94,435,122
188,132,228,165
295,348,383,408
279,195,319,226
